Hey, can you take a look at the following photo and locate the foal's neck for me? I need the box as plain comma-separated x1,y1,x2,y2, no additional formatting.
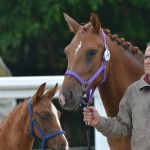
0,102,34,150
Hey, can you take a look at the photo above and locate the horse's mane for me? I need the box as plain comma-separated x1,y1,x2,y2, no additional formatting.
103,28,143,56
82,23,143,57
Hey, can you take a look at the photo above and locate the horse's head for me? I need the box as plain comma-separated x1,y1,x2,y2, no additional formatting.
60,13,110,110
30,83,69,150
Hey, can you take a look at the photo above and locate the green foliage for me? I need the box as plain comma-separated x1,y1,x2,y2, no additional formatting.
0,0,149,76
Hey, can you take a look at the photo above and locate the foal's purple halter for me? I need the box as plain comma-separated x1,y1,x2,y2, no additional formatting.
65,31,109,106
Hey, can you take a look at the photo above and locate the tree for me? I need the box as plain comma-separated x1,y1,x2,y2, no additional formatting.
0,0,149,76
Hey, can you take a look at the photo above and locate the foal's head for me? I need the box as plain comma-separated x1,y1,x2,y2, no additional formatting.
60,13,108,110
29,83,69,150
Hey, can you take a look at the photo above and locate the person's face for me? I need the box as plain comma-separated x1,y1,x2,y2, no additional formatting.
143,46,150,77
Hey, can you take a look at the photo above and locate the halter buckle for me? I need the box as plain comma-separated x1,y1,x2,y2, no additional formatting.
82,81,89,91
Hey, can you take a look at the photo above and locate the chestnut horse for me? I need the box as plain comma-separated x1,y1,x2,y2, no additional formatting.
0,83,69,150
59,13,144,150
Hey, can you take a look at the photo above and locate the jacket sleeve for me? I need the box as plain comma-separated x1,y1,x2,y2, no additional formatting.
95,87,132,139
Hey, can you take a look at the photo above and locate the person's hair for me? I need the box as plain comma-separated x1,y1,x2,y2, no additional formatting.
147,42,150,46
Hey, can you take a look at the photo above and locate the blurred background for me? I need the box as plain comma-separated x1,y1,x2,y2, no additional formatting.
0,0,150,149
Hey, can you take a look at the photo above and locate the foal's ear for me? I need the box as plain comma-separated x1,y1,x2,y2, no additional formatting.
90,13,101,33
32,82,46,102
63,12,81,33
44,83,58,100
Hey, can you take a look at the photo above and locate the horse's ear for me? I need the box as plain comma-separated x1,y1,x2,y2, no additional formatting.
90,13,101,33
44,83,58,100
63,12,81,33
32,82,46,102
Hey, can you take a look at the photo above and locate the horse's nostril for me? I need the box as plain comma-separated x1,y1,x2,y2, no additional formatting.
68,91,73,99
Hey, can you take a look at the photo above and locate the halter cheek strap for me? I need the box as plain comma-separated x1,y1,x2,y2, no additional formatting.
28,99,65,150
65,31,109,106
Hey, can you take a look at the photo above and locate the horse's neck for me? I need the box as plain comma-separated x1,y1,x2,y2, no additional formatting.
0,102,33,150
98,39,144,117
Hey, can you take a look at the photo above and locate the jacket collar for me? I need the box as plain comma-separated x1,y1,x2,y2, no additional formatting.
139,75,150,90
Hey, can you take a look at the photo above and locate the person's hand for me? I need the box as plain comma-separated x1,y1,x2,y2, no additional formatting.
83,106,100,127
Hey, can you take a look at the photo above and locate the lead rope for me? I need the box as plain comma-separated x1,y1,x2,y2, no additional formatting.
84,90,94,150
85,101,93,150
85,123,91,150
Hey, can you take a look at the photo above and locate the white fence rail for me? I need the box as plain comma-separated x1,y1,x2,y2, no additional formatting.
0,76,109,150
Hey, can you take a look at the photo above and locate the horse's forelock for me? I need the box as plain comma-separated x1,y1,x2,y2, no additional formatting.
83,22,103,33
82,22,91,31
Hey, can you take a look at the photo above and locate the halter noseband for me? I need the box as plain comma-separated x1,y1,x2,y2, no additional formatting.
65,31,110,106
28,98,65,150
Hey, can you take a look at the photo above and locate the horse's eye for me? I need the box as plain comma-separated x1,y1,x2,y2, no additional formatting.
87,49,97,57
40,115,48,120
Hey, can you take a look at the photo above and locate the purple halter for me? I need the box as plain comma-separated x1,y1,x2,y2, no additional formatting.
65,31,109,106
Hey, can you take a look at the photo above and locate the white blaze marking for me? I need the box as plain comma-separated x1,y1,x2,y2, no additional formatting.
51,103,61,126
74,41,82,55
51,103,69,150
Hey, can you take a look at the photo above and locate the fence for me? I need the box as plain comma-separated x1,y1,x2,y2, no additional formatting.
0,76,109,150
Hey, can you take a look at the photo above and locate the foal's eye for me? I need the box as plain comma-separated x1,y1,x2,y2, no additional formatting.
86,49,97,57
